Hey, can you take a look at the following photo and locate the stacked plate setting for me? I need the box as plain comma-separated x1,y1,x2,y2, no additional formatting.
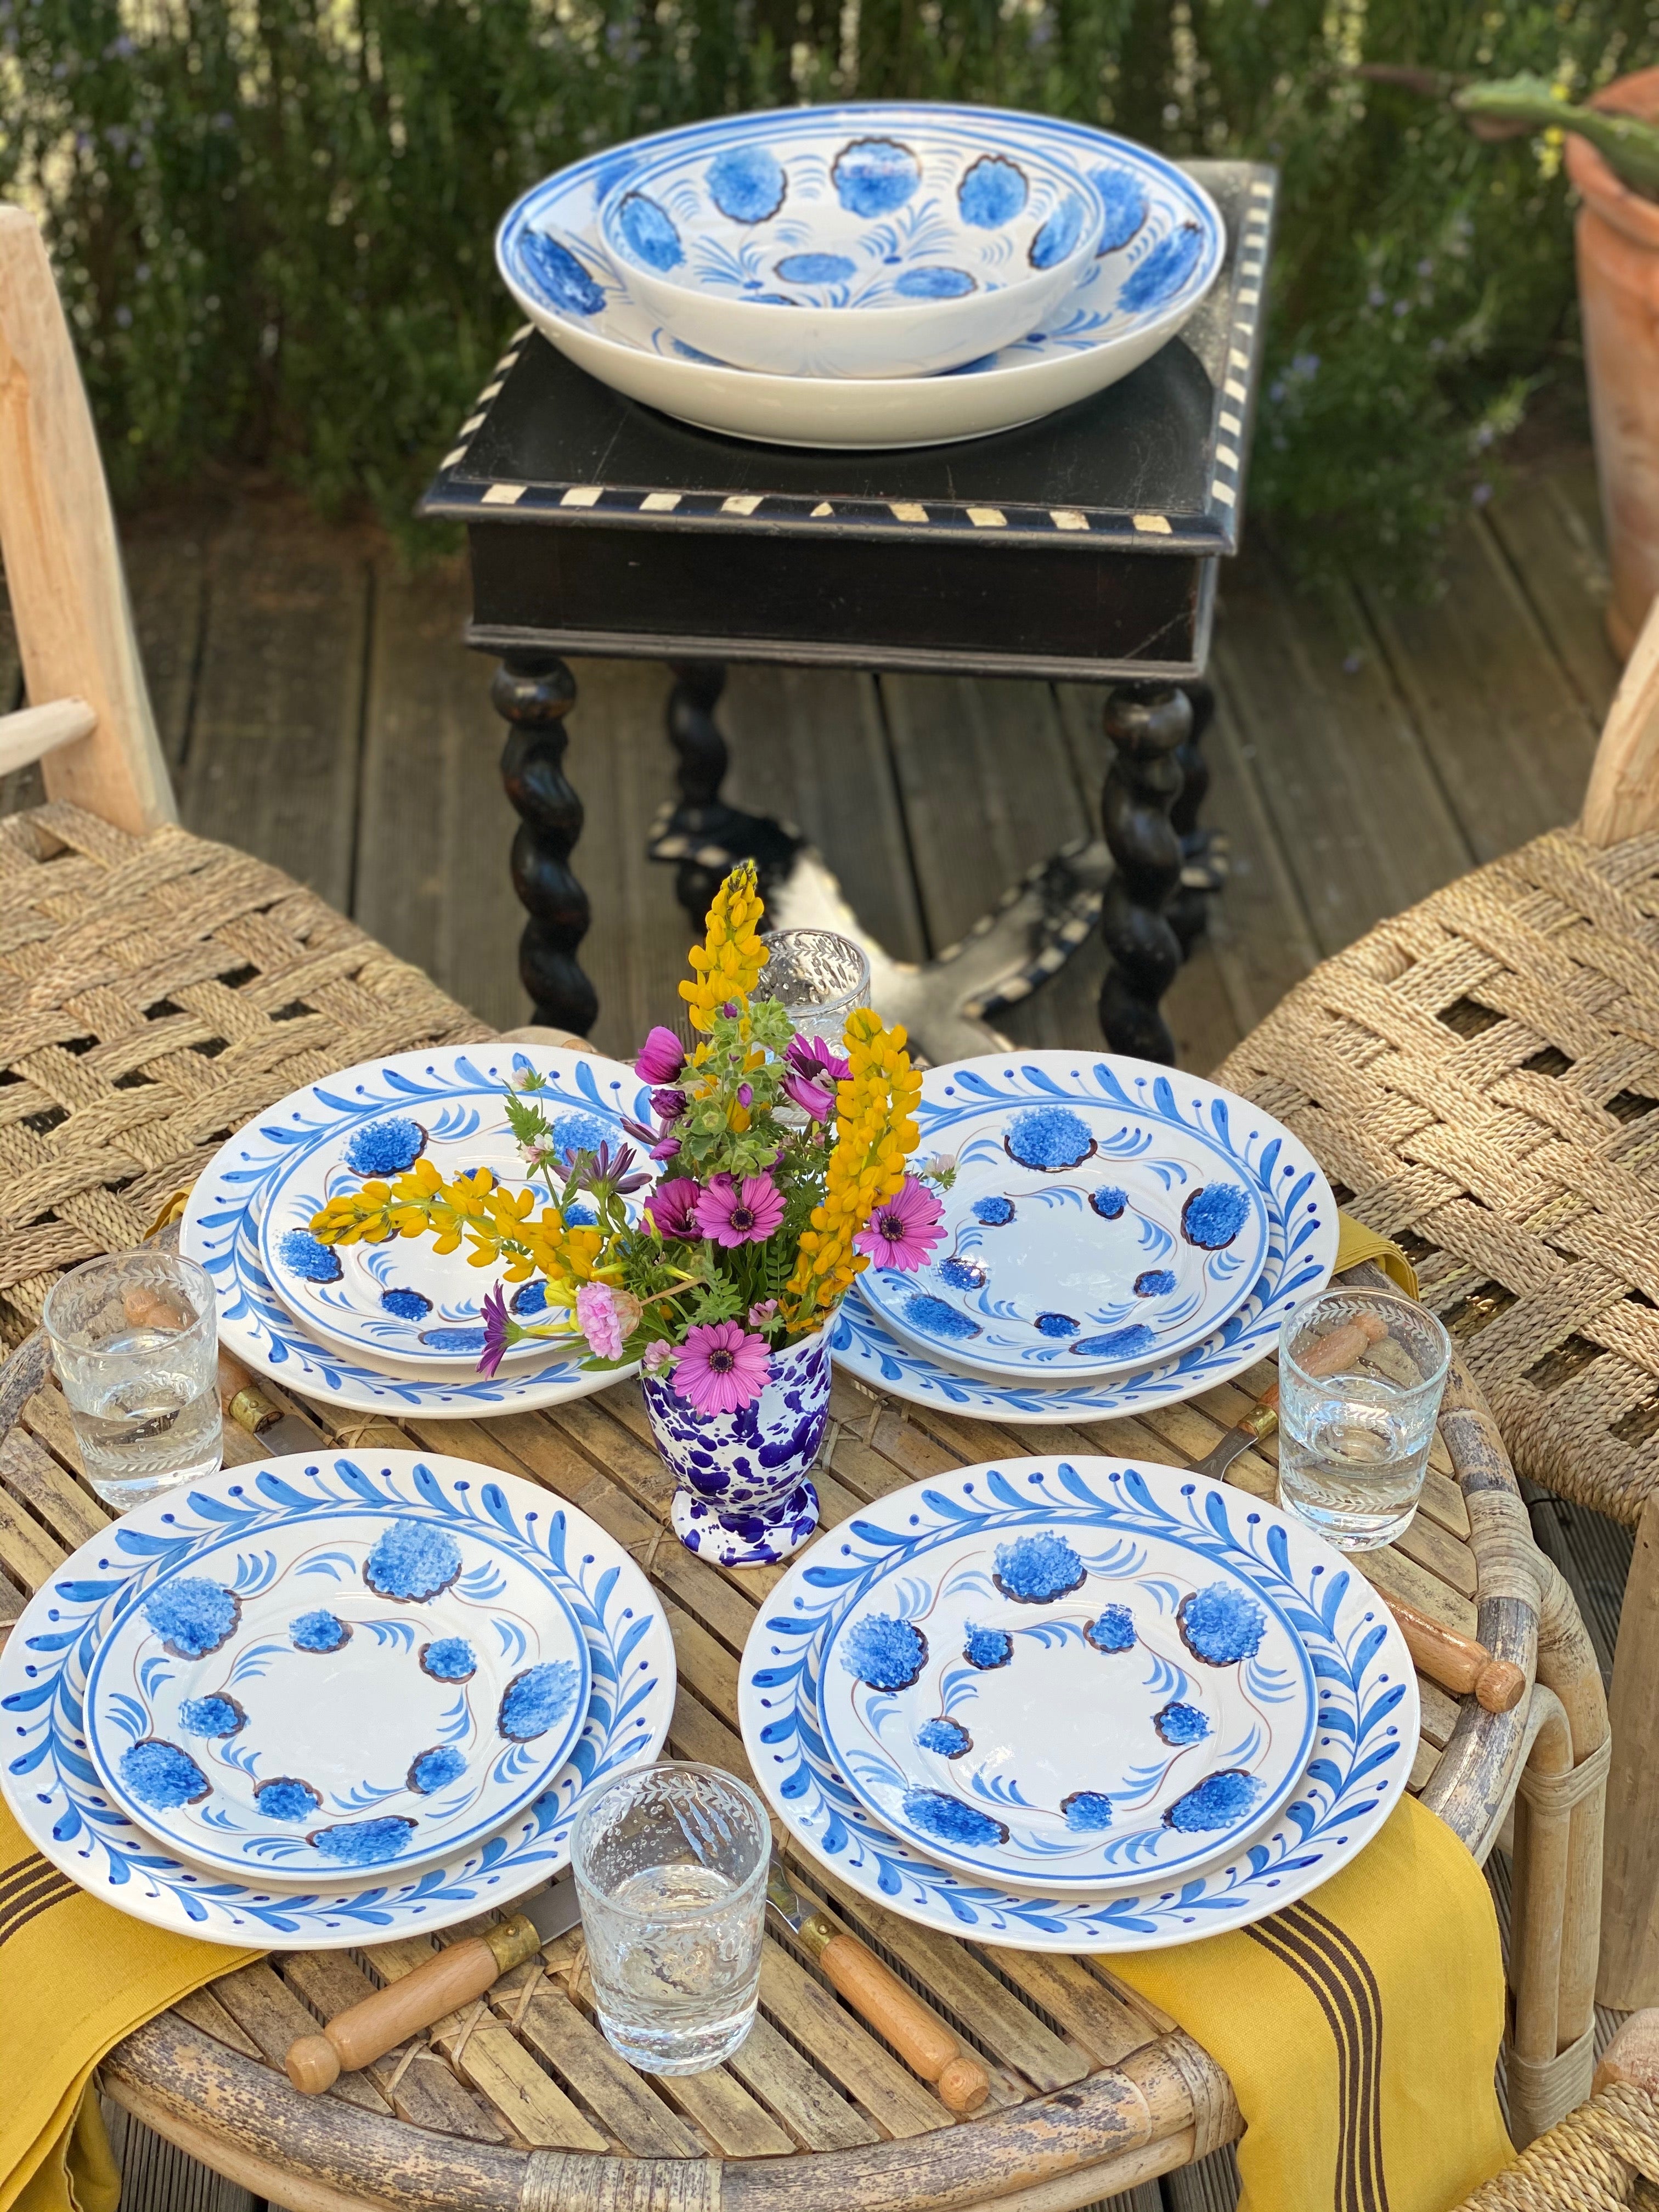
495,102,1226,448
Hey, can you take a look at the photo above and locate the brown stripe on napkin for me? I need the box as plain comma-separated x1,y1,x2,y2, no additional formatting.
0,1854,78,1947
1246,1899,1387,2211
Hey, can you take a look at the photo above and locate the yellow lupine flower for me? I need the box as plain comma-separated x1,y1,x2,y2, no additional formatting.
679,860,767,1032
784,1007,920,1328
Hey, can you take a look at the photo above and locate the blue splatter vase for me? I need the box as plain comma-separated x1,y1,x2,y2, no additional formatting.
644,1328,831,1568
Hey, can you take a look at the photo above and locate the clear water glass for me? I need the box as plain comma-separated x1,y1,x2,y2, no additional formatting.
43,1251,223,1509
757,928,871,1047
571,1760,770,2074
1277,1288,1452,1551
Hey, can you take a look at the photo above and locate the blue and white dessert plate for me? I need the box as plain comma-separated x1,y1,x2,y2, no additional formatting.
863,1074,1268,1379
84,1501,592,1883
183,1046,650,1417
818,1510,1314,1890
496,104,1224,450
602,114,1101,379
833,1052,1336,1423
739,1458,1417,1951
0,1453,677,1946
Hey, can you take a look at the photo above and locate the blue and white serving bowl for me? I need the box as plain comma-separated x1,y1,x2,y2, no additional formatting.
496,104,1224,448
601,113,1102,379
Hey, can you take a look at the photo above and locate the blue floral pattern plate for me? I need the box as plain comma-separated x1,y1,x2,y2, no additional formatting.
861,1079,1269,1379
818,1513,1314,1889
0,1453,677,1947
84,1503,592,1882
738,1458,1417,1950
833,1053,1336,1423
495,104,1224,450
182,1047,649,1417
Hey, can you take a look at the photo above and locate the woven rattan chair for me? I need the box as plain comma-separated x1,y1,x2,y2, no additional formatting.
1453,2010,1659,2209
1216,597,1659,2011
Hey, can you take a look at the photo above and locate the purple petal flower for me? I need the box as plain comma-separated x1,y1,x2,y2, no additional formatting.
636,1027,686,1085
781,1069,834,1122
478,1284,514,1379
650,1135,682,1162
694,1171,787,1248
620,1114,657,1146
588,1141,650,1195
645,1177,702,1240
786,1034,850,1085
853,1176,947,1271
737,1082,753,1109
651,1087,687,1124
672,1321,771,1415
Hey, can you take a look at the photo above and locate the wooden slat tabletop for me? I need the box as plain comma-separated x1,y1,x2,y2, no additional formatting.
0,1322,1497,2201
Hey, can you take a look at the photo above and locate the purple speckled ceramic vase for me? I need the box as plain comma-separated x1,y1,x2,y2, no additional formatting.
644,1328,831,1567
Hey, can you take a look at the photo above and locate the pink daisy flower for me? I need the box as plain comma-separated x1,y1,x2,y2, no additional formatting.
694,1171,786,1248
854,1175,947,1271
575,1283,641,1362
636,1027,686,1085
645,1176,701,1241
672,1321,771,1415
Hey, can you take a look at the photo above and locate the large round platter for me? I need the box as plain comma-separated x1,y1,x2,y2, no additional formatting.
84,1503,593,1883
832,1053,1337,1423
495,105,1224,450
0,1453,676,1946
739,1458,1417,1951
817,1510,1315,1890
862,1076,1268,1379
183,1046,646,1417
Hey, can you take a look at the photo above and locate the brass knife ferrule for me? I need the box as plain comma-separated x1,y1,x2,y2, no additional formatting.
229,1383,282,1436
1240,1403,1279,1443
484,1913,543,1974
795,1909,836,1960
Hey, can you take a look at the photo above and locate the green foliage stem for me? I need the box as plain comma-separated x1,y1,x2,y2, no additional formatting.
1457,73,1659,197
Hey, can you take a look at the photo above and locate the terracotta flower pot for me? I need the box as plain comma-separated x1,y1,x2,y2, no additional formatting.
1567,68,1659,659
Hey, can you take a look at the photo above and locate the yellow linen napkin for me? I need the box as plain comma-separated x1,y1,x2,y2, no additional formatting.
1109,1725,1513,2211
0,1798,256,2212
1335,1211,1420,1300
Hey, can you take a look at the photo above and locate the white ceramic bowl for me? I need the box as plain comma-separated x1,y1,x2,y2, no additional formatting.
597,109,1103,379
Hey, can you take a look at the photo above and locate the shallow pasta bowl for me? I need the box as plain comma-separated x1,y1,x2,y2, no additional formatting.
600,110,1102,379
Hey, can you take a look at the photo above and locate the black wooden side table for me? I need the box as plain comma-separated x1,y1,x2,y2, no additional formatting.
421,158,1274,1061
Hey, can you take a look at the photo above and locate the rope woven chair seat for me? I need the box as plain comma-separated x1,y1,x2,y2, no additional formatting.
0,802,490,1345
1454,2080,1659,2208
1217,823,1659,1528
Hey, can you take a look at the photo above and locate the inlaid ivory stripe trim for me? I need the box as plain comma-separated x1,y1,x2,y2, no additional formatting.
967,506,1007,527
721,494,763,515
560,485,605,507
641,491,682,512
1211,480,1237,505
481,484,526,506
890,501,929,522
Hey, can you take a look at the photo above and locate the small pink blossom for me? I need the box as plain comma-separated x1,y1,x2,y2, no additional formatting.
748,1299,778,1328
672,1322,771,1415
636,1027,686,1085
854,1176,947,1271
645,1177,701,1240
695,1171,786,1248
641,1339,676,1376
575,1283,641,1362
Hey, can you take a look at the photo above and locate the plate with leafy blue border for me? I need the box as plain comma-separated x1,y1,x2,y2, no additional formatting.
832,1052,1336,1424
861,1073,1269,1379
182,1046,650,1417
817,1508,1315,1889
0,1453,676,1946
738,1458,1417,1949
84,1500,592,1883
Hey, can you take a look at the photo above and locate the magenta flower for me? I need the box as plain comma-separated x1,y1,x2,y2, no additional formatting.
651,1086,687,1124
854,1176,947,1271
737,1082,753,1109
787,1034,851,1084
782,1068,835,1122
478,1284,515,1379
695,1171,786,1248
636,1027,686,1085
645,1177,701,1241
575,1283,641,1362
748,1299,778,1328
651,1133,682,1163
672,1322,771,1415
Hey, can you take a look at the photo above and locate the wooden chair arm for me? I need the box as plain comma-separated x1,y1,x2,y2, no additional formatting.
1582,592,1659,846
0,697,95,776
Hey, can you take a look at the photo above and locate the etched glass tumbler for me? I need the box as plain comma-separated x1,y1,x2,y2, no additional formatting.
571,1761,770,2074
757,928,871,1046
43,1250,222,1510
1276,1288,1451,1551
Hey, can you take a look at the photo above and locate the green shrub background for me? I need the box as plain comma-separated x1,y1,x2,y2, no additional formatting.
2,0,1655,573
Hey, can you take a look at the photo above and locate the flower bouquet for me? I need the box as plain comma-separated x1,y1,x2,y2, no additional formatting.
309,864,946,1564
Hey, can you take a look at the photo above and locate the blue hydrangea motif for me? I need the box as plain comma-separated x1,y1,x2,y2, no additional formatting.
521,232,605,316
407,1745,467,1794
840,1613,928,1692
1088,1187,1127,1221
276,1231,341,1284
121,1740,210,1810
1181,1183,1251,1251
778,252,856,286
311,1815,418,1865
381,1286,432,1320
1154,1700,1211,1747
900,1787,1008,1849
1092,165,1149,253
498,1658,582,1742
707,145,787,223
1134,1269,1177,1298
993,1533,1086,1604
832,137,919,218
343,1117,427,1177
1178,1583,1267,1666
143,1579,240,1660
1120,222,1205,313
1085,1604,1136,1654
420,1637,477,1681
902,1294,980,1342
939,1257,988,1292
962,1622,1013,1669
916,1716,972,1758
290,1609,351,1653
1061,1790,1113,1831
958,154,1028,228
177,1694,246,1737
1004,1107,1095,1172
363,1520,462,1603
551,1112,613,1166
616,193,683,272
1036,1312,1079,1337
1029,196,1084,269
255,1776,320,1822
511,1281,549,1316
420,1328,486,1355
972,1196,1015,1227
1164,1769,1262,1833
1070,1324,1157,1361
894,267,975,299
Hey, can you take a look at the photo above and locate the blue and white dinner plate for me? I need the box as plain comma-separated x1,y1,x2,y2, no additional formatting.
817,1508,1315,1889
739,1458,1418,1950
862,1068,1269,1379
495,104,1224,449
183,1046,650,1417
0,1453,677,1946
832,1052,1337,1423
84,1499,593,1883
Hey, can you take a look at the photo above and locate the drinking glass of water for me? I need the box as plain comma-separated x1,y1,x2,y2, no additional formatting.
571,1760,769,2074
43,1251,223,1510
758,928,871,1046
1276,1288,1451,1551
